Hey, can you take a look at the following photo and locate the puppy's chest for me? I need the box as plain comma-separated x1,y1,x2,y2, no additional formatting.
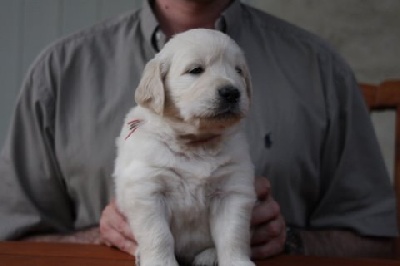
171,154,229,180
164,172,220,250
163,156,231,220
165,175,216,206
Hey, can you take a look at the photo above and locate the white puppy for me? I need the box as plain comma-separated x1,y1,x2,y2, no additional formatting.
114,29,256,266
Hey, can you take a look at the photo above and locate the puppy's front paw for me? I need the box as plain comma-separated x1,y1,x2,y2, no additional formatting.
135,247,178,266
134,249,141,266
193,248,217,266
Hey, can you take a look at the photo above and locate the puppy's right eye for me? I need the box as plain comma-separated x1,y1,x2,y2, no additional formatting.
187,67,205,75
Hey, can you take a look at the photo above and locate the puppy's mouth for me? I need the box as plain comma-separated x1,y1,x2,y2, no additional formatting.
207,104,242,120
190,106,242,134
212,104,241,119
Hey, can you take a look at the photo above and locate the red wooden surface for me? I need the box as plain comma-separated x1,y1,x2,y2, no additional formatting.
1,241,400,266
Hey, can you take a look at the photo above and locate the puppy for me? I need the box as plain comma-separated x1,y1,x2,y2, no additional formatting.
114,29,256,266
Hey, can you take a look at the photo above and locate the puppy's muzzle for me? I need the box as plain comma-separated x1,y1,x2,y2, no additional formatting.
219,86,240,104
215,86,241,116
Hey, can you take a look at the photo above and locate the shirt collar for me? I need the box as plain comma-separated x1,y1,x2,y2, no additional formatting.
140,0,243,52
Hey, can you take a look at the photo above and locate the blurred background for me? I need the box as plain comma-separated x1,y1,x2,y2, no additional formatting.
0,0,399,179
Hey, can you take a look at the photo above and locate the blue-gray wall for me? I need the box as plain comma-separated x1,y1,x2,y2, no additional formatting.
1,0,399,178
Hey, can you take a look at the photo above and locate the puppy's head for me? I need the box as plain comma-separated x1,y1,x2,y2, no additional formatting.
135,29,252,133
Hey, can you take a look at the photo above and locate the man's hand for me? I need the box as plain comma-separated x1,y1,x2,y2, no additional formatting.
99,199,137,256
251,177,286,259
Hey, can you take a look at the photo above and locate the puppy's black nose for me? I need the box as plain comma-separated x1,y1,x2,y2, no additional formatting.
218,86,240,103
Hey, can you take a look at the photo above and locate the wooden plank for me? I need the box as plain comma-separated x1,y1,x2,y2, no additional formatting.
0,242,132,261
0,241,400,266
360,80,400,229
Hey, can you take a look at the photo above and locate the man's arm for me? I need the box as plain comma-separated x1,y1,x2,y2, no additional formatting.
21,227,101,244
0,53,75,240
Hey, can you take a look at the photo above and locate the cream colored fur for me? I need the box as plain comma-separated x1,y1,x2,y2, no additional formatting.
114,29,256,266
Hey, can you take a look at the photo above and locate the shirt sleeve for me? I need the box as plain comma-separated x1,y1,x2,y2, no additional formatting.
309,53,398,237
0,52,74,240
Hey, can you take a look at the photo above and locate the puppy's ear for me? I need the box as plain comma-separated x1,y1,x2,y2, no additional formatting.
135,58,166,114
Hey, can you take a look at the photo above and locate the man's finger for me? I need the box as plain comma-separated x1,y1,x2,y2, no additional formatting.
251,239,285,260
109,215,135,241
251,197,281,227
101,227,136,256
254,177,270,200
102,204,135,241
251,218,285,245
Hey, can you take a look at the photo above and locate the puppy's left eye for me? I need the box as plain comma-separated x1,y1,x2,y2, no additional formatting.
235,67,243,75
187,67,205,75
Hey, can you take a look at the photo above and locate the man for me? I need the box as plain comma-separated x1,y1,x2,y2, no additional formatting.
0,0,396,260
